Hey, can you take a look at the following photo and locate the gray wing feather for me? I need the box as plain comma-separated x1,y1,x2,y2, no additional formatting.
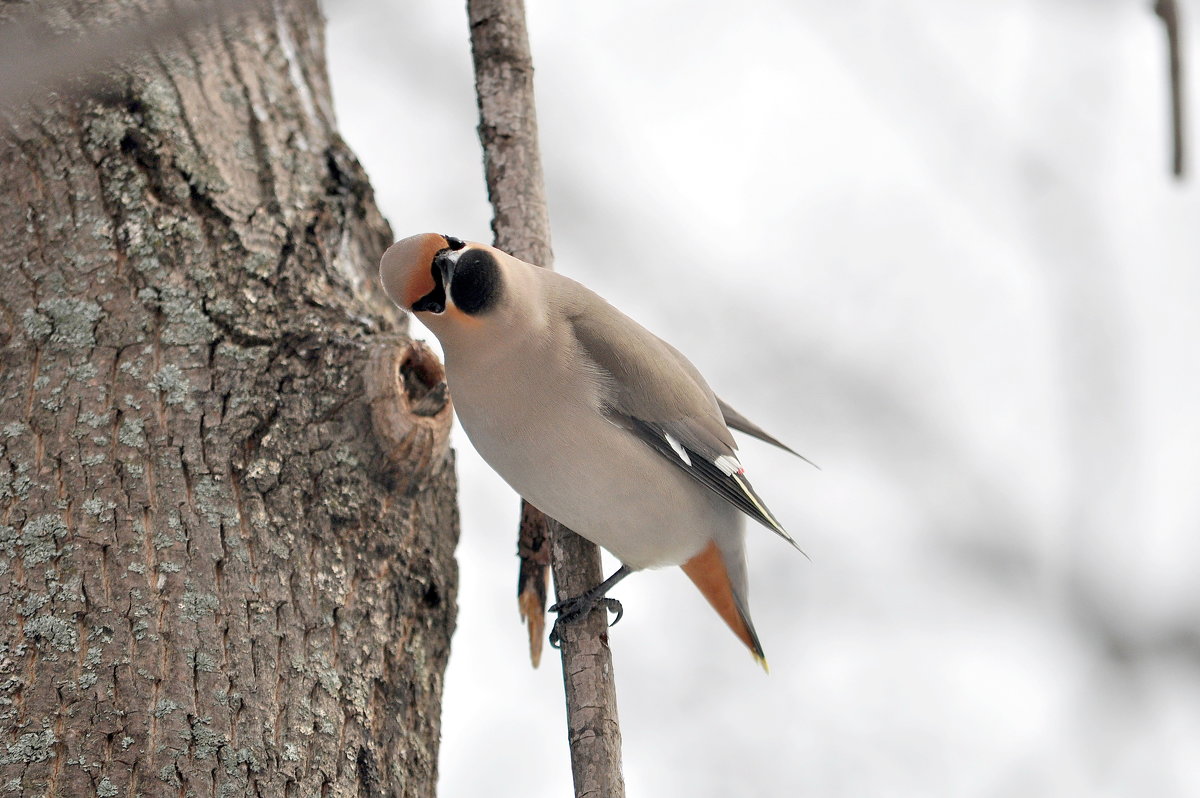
562,289,735,460
550,273,798,547
717,397,818,468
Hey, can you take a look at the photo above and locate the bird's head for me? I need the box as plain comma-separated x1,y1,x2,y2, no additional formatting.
379,233,505,320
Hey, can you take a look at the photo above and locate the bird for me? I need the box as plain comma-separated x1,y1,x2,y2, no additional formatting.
379,233,808,667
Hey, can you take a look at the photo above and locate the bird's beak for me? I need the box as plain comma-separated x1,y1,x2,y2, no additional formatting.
433,248,456,287
412,248,457,315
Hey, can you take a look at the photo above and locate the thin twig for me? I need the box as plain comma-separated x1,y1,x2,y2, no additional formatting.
466,0,626,795
1153,0,1185,179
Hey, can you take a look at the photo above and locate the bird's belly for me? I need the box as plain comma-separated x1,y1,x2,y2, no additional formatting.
452,381,729,570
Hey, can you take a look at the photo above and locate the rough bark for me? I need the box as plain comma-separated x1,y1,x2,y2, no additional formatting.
466,0,553,267
547,521,626,798
467,1,626,796
0,2,459,796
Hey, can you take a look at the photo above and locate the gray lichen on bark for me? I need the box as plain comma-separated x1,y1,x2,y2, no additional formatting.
0,1,458,796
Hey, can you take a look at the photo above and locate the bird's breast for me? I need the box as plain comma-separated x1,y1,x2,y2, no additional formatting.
443,344,735,570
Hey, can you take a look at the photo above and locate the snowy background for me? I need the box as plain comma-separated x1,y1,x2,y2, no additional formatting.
325,2,1200,796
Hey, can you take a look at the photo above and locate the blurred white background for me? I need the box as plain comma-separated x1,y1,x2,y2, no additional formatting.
326,1,1200,796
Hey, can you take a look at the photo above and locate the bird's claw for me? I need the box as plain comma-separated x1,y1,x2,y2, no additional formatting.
547,596,624,649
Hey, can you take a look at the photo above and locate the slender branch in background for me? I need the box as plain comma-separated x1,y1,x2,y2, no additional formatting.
466,0,626,795
517,498,552,667
1153,0,1185,179
0,0,265,115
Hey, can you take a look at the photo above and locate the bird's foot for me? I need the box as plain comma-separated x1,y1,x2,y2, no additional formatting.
546,564,633,650
548,595,624,650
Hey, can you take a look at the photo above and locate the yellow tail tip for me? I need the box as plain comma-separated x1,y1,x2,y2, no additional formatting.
754,653,770,674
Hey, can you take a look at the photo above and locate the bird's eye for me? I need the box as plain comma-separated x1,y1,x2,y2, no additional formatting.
442,235,467,251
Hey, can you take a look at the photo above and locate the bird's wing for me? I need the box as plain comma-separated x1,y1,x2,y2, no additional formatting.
716,396,818,468
552,275,798,549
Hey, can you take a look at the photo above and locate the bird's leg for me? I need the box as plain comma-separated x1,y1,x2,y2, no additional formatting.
548,565,632,649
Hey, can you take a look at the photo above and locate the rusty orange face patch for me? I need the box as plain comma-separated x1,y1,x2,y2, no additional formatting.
380,233,450,309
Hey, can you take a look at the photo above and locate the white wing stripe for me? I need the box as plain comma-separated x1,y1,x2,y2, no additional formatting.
714,454,742,476
664,432,692,466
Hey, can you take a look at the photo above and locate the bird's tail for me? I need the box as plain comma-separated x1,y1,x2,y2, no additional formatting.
681,541,768,671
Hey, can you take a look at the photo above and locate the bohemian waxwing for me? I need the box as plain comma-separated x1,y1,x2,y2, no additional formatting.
379,233,806,667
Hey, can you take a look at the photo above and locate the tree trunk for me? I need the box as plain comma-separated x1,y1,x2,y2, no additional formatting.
0,2,459,796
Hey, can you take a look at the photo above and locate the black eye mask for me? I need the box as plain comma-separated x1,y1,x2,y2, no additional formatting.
447,249,503,315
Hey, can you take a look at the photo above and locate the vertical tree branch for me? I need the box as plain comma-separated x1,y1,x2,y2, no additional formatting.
546,516,627,797
1153,0,1185,178
466,1,626,795
465,0,552,265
